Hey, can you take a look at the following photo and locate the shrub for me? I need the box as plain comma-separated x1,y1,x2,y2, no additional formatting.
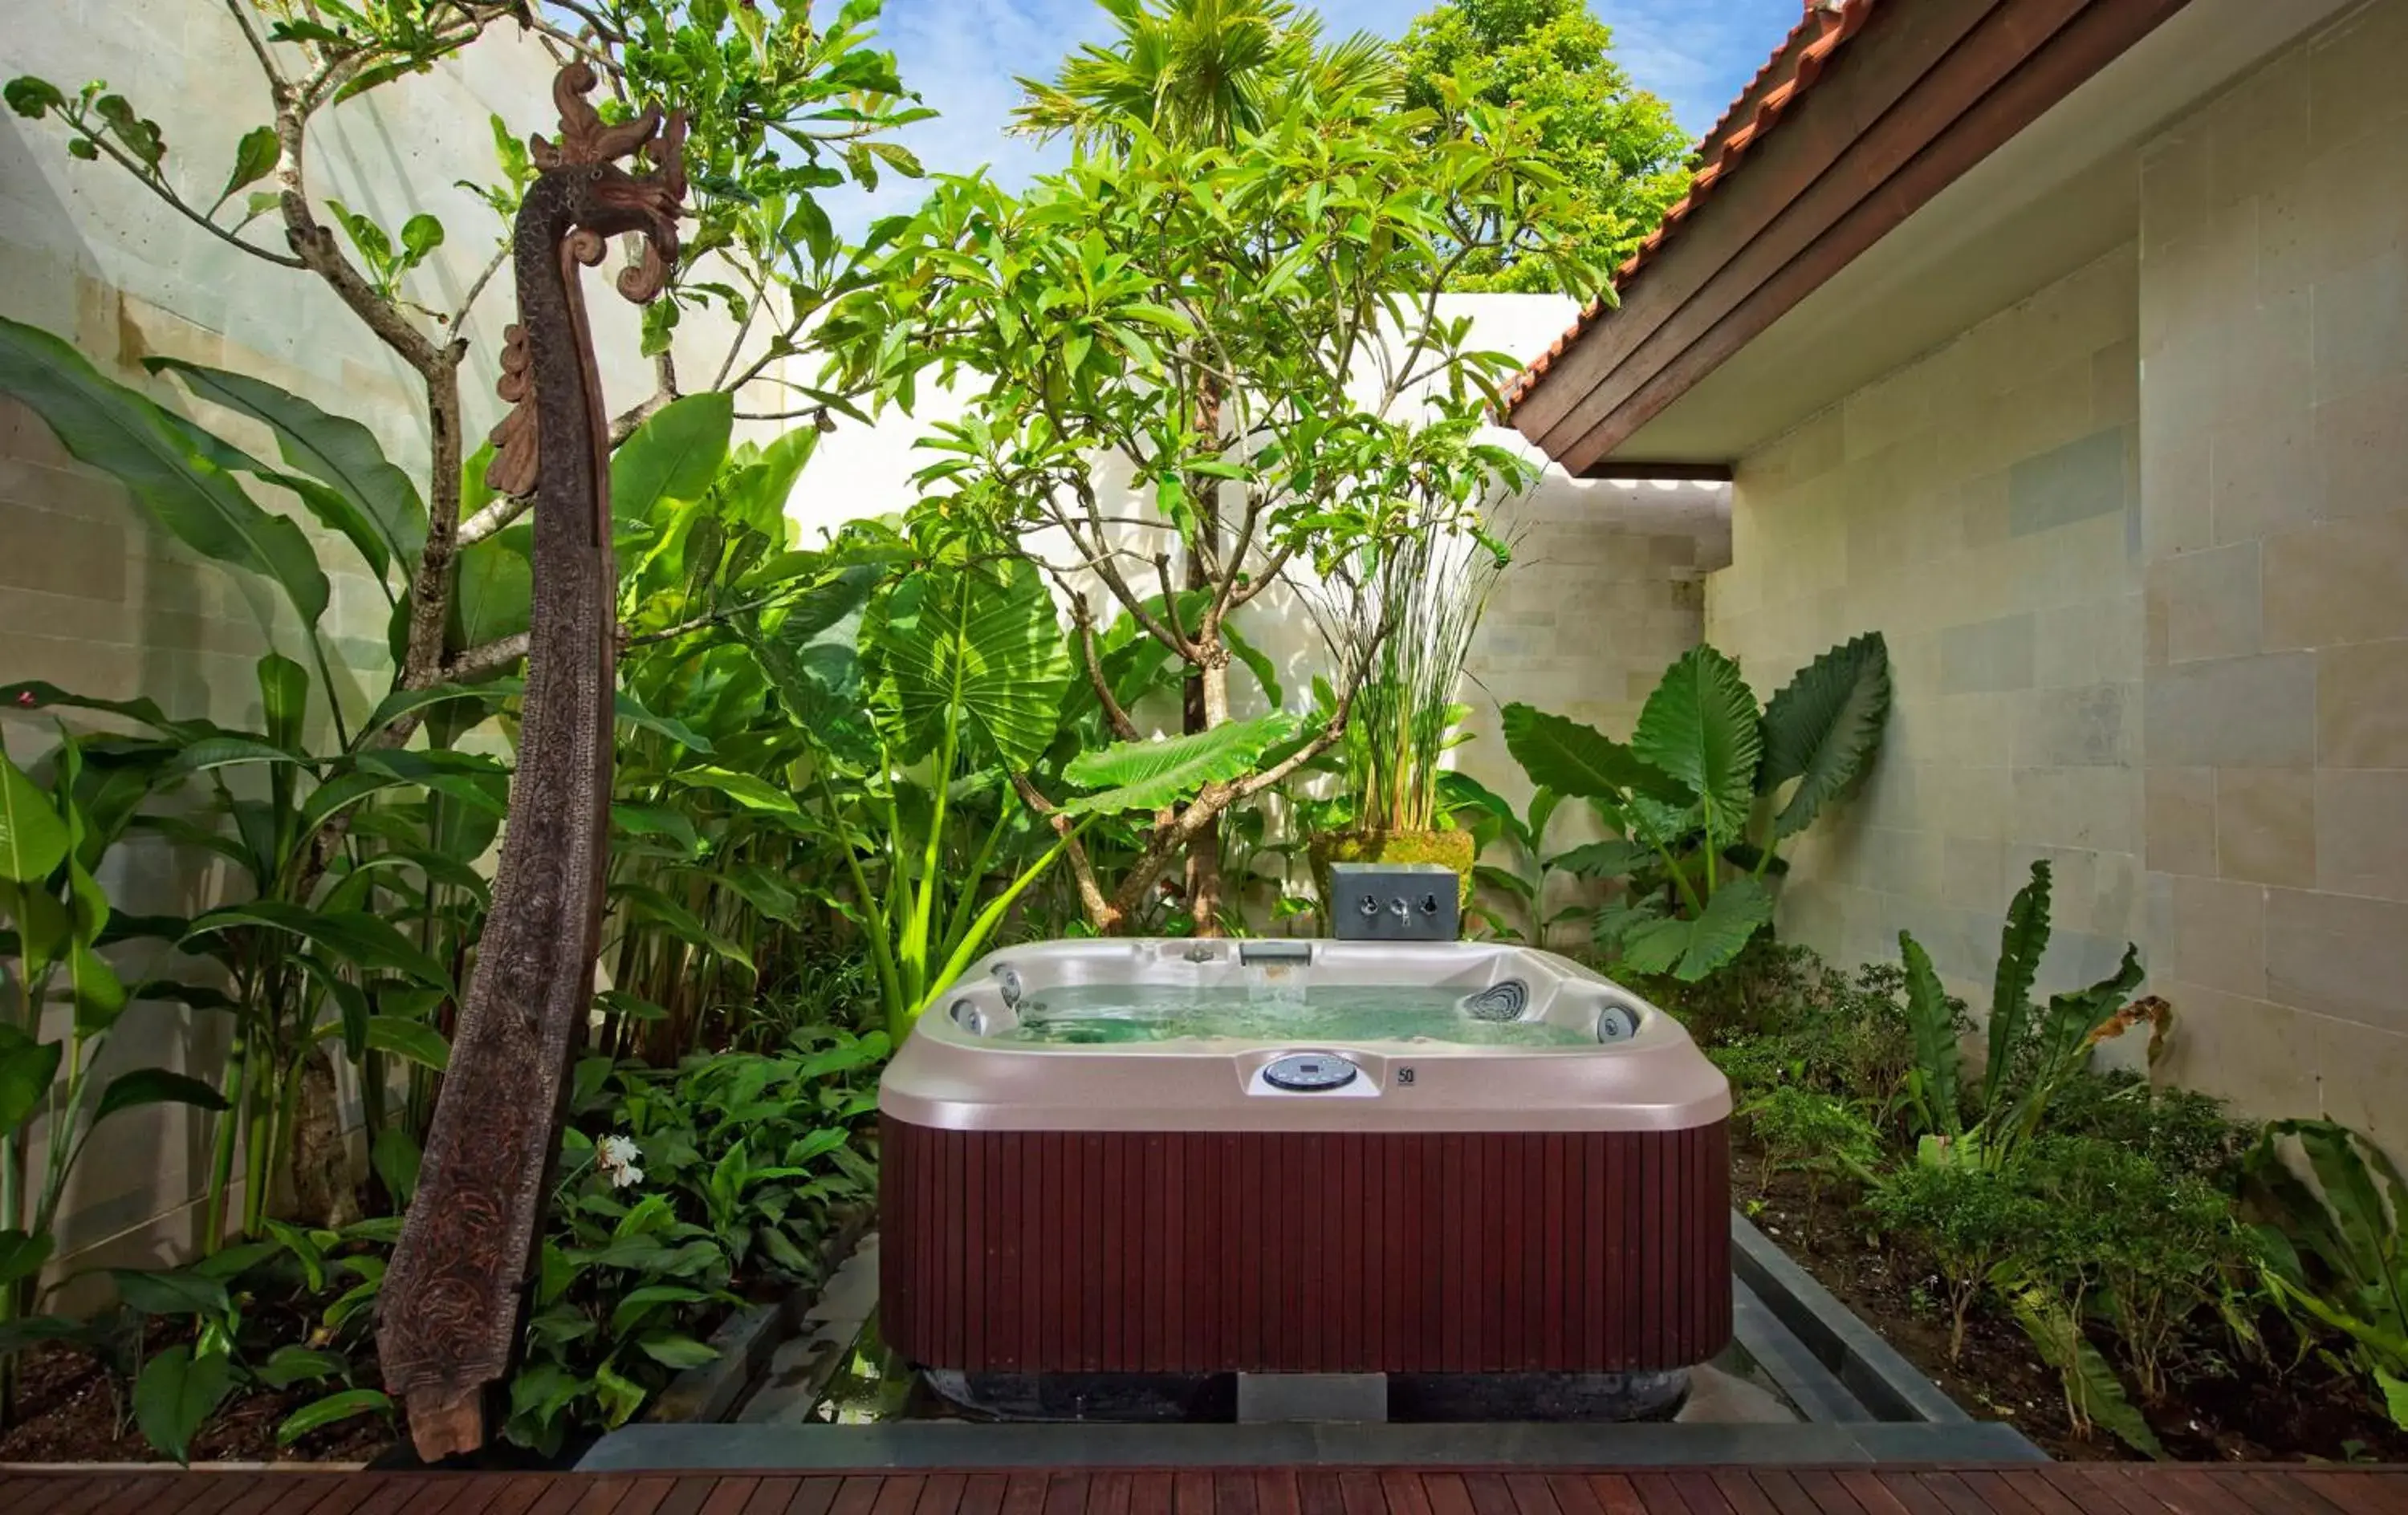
2243,1119,2408,1431
2047,1071,2257,1190
1867,1160,2047,1362
1741,1086,1881,1216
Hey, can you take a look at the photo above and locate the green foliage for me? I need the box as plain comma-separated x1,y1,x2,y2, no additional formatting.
2245,1119,2408,1431
1868,1160,2044,1363
1500,633,1890,982
879,39,1605,925
488,1032,885,1453
1397,0,1691,289
1740,1086,1879,1215
1900,860,2159,1173
1064,713,1301,816
1013,0,1392,150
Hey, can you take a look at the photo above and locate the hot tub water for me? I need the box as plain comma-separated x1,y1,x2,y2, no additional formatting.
999,982,1594,1047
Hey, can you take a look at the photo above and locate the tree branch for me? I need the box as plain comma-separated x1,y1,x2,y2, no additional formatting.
442,632,530,684
455,487,531,546
445,242,510,332
1011,772,1118,934
222,0,288,93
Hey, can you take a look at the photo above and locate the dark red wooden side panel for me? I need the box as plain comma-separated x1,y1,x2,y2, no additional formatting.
881,1118,1730,1374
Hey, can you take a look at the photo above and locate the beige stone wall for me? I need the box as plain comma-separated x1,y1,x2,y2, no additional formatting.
2134,0,2408,1143
1710,248,2146,1006
1709,0,2408,1156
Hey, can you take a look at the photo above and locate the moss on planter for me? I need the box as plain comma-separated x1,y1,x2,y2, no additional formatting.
1306,827,1477,935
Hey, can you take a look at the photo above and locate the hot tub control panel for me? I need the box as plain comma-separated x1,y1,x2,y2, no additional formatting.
1328,862,1460,941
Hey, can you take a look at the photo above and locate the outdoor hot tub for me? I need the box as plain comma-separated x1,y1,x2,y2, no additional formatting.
878,937,1731,1396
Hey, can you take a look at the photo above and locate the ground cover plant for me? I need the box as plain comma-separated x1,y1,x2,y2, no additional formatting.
1655,888,2408,1464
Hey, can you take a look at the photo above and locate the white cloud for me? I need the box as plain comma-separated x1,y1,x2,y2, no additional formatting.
819,0,1803,236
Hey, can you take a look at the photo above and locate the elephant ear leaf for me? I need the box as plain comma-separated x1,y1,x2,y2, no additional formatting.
1061,711,1300,815
1632,646,1762,846
1758,632,1890,839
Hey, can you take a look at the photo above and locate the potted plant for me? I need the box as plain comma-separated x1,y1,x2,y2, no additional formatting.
1307,521,1507,926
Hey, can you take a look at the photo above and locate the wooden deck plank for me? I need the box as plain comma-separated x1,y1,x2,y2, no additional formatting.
787,1480,846,1515
2295,1476,2408,1515
1252,1471,1301,1515
1911,1475,1995,1515
958,1476,1010,1515
1461,1475,1519,1515
1380,1474,1437,1515
616,1479,678,1515
912,1472,968,1515
1503,1475,1565,1515
1424,1475,1479,1515
568,1475,637,1515
1744,1472,1818,1515
696,1478,761,1515
741,1482,803,1515
1666,1474,1737,1515
1824,1475,1913,1515
1543,1476,1604,1515
871,1475,928,1515
8,1476,113,1515
1788,1472,1867,1515
2238,1472,2356,1515
1960,1472,2076,1515
1627,1475,1693,1515
1125,1473,1173,1515
1336,1472,1384,1515
1703,1474,1784,1515
1172,1473,1212,1515
653,1474,720,1515
2034,1469,2184,1515
1297,1472,1349,1515
2144,1471,2258,1515
1584,1476,1646,1515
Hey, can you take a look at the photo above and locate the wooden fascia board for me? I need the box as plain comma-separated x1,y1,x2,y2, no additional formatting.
1552,0,2191,477
1507,0,2007,446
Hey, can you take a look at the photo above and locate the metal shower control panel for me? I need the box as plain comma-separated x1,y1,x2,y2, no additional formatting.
1328,862,1460,941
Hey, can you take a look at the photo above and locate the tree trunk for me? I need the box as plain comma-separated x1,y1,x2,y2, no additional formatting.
1181,377,1226,935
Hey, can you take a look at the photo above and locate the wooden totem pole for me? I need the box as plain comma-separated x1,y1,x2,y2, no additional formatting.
378,64,684,1460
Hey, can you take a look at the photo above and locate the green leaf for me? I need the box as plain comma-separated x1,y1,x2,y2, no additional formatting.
1499,705,1683,805
361,1015,449,1070
0,315,327,628
184,900,452,989
1983,861,2052,1111
5,76,67,119
66,940,126,1034
278,1387,392,1445
0,749,67,883
612,690,713,753
874,559,1072,772
635,1332,720,1370
113,1267,230,1318
2377,1368,2408,1432
1061,712,1300,814
1757,632,1889,838
93,1066,228,1125
257,651,311,753
216,126,279,209
1901,931,1961,1139
371,1123,421,1204
0,1228,53,1290
673,767,801,816
612,392,734,523
255,1344,348,1390
356,679,510,740
451,525,532,650
1549,839,1649,879
161,735,309,778
1632,646,1763,848
610,1284,710,1335
0,1039,63,1137
397,214,443,265
133,1345,235,1464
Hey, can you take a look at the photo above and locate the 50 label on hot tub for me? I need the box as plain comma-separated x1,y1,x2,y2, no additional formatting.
1395,1067,1415,1085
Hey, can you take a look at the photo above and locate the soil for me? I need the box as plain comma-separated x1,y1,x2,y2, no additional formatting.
1732,1146,2408,1464
0,1336,393,1465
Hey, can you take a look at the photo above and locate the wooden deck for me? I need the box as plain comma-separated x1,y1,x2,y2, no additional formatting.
3,1464,2406,1515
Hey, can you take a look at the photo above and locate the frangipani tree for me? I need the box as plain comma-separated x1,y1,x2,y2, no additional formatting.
872,69,1604,932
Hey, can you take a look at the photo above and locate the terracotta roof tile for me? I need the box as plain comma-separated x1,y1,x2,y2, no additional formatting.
1500,0,1877,419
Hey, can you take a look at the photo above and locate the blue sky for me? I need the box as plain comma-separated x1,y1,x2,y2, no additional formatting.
823,0,1803,234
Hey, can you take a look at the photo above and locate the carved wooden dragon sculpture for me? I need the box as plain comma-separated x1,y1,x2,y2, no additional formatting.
378,63,684,1460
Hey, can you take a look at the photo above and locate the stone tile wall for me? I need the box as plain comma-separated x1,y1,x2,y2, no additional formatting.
1710,248,2147,1009
2134,0,2408,1145
1710,0,2408,1156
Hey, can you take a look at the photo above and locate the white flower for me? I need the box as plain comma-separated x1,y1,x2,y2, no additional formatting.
597,1135,644,1188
